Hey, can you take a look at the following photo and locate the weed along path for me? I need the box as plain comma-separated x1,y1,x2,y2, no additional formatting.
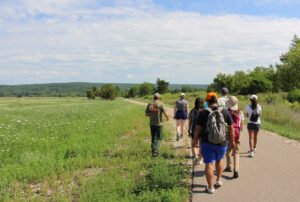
126,99,300,202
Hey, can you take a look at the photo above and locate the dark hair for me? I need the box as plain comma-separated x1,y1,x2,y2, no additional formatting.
194,97,204,110
208,95,218,105
250,99,257,110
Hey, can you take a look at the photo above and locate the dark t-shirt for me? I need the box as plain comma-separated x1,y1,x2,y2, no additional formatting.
196,107,233,145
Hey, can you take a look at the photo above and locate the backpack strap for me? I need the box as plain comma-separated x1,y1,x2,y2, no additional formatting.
206,108,212,114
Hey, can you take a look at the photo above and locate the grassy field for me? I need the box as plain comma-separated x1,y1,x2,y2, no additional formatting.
137,91,300,140
0,98,189,201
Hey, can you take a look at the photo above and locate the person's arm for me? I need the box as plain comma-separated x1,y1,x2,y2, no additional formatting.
245,105,249,118
161,105,169,121
258,105,262,114
229,124,235,147
163,111,169,121
174,102,177,119
188,112,192,133
186,102,189,114
240,120,244,132
145,104,150,117
225,109,235,147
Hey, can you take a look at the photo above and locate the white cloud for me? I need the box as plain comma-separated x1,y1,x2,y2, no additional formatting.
0,1,300,84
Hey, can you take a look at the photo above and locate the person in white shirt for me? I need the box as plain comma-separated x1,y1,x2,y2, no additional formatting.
245,95,262,158
218,87,229,109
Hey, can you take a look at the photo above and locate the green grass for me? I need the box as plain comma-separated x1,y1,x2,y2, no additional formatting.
136,91,300,141
0,97,188,201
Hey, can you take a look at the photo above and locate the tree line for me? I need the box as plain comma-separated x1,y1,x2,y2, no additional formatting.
208,35,300,102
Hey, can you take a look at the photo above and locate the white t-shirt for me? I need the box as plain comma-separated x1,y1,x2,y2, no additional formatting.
239,110,245,127
246,104,262,124
218,96,228,109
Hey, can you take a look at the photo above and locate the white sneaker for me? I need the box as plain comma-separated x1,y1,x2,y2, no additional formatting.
249,151,254,158
206,186,215,194
215,181,223,188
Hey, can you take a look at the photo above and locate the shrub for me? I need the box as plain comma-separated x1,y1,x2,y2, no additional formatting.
287,89,300,103
99,84,119,100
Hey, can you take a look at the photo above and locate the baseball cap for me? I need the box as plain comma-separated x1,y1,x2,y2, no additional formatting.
180,92,185,96
226,96,238,111
206,92,218,102
154,93,160,98
250,95,258,100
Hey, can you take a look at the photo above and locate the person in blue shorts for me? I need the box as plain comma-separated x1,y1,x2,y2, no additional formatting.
194,92,235,194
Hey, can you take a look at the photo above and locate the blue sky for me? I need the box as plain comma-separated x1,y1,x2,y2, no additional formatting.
0,0,300,85
154,0,300,18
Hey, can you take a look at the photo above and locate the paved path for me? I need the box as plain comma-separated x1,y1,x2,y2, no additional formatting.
192,129,300,202
125,99,300,202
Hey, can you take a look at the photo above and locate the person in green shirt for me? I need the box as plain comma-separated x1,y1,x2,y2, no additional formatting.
145,93,169,157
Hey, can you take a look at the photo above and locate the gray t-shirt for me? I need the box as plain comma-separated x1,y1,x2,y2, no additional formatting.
176,99,188,111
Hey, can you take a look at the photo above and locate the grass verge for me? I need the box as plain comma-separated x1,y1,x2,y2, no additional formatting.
0,98,189,201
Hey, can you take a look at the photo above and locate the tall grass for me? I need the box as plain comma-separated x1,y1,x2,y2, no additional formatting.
0,98,188,201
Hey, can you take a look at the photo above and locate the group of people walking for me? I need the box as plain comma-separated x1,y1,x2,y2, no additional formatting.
145,88,262,194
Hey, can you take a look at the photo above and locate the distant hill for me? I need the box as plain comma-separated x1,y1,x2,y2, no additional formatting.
0,82,208,97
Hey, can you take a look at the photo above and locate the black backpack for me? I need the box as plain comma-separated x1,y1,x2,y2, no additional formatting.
250,110,259,122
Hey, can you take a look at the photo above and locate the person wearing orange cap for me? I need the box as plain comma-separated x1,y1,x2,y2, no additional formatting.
194,92,235,194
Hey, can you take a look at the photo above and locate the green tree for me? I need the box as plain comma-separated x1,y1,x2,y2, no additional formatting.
277,35,300,91
139,82,155,96
156,78,169,94
86,86,97,100
99,84,119,100
127,85,139,98
181,85,193,93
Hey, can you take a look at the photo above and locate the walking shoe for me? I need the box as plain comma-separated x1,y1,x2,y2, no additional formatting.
152,152,159,157
193,156,200,165
253,147,256,153
214,181,222,188
205,186,215,194
249,151,254,158
233,171,239,179
176,134,180,141
224,167,232,172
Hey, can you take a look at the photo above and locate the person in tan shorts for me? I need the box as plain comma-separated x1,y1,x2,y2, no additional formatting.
224,96,243,178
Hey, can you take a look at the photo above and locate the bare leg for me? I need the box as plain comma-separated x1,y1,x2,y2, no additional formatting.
254,131,259,149
180,120,185,136
225,147,232,170
205,163,215,188
192,134,199,157
215,160,224,182
248,130,254,151
176,120,181,135
234,142,240,171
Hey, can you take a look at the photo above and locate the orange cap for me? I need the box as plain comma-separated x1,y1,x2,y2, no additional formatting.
206,92,218,102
